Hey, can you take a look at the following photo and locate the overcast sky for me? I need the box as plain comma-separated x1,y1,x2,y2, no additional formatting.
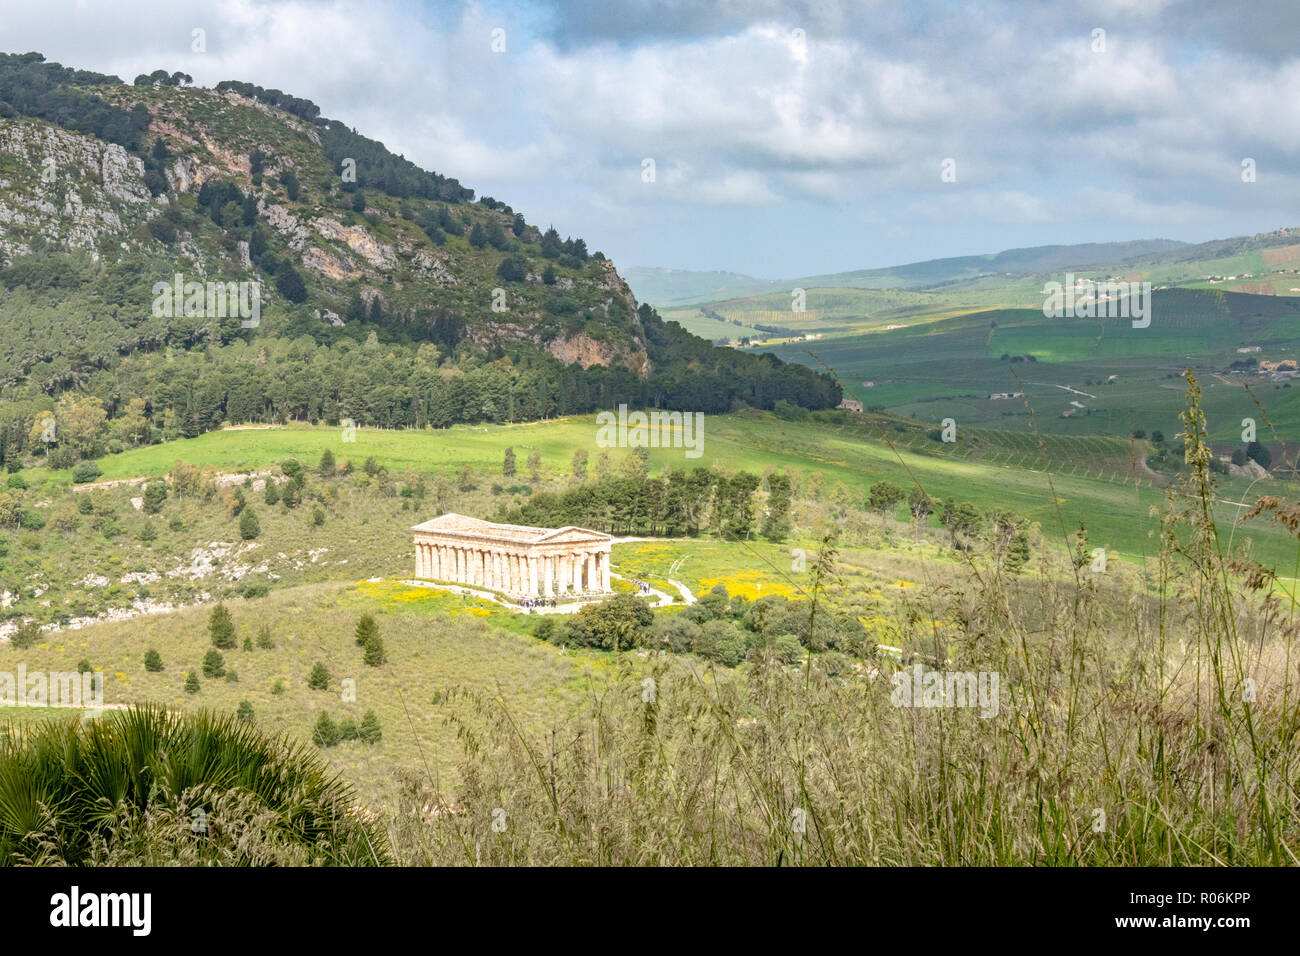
6,0,1300,277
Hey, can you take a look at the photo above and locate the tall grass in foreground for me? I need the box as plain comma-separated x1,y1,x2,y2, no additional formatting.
0,706,389,865
391,375,1300,865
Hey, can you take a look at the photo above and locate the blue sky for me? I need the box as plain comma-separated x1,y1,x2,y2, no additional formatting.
6,0,1300,277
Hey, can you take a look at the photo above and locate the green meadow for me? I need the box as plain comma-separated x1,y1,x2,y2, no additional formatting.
22,404,1300,572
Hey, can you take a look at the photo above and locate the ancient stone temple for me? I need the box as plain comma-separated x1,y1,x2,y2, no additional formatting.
411,513,613,597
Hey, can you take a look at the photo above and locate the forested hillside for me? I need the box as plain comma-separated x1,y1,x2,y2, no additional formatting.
0,53,838,471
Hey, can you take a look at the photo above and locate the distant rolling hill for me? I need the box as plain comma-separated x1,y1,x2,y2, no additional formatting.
628,238,1190,307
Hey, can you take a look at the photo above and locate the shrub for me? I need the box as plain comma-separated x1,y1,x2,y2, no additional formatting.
10,620,41,649
362,635,386,666
202,649,226,678
694,620,749,668
209,603,237,648
144,648,164,672
142,481,167,513
774,633,805,665
236,700,255,721
354,614,379,647
567,594,654,651
312,712,340,747
239,508,261,540
652,615,699,655
307,662,330,690
256,624,275,649
339,717,359,741
0,706,386,864
184,672,200,693
71,460,102,484
358,710,382,743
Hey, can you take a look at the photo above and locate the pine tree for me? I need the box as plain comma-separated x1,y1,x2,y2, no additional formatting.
503,447,516,477
256,623,275,649
264,480,280,505
358,710,382,744
363,635,386,666
319,447,336,477
144,648,164,672
308,662,330,690
209,603,237,648
236,701,255,721
202,649,225,678
142,481,167,514
1004,529,1031,574
312,711,340,747
339,717,359,740
354,614,379,647
239,507,261,540
184,672,200,694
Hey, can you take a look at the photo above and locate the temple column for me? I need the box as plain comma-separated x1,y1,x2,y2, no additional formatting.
586,552,598,592
601,551,611,592
556,555,569,596
495,551,504,591
438,545,448,579
543,555,554,597
429,544,439,579
571,552,582,593
416,542,425,577
528,556,539,597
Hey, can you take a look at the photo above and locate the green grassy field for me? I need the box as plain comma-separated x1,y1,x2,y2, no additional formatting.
18,404,1300,573
3,580,607,808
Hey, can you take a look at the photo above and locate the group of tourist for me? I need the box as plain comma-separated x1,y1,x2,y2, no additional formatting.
519,597,557,611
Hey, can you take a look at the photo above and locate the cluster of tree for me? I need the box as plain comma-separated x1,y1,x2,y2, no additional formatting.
133,70,193,87
214,80,321,121
320,120,473,202
2,307,837,471
497,466,793,540
1230,441,1272,470
534,587,866,669
313,710,382,747
0,52,150,151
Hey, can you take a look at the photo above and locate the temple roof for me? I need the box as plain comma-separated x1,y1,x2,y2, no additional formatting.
410,513,612,545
